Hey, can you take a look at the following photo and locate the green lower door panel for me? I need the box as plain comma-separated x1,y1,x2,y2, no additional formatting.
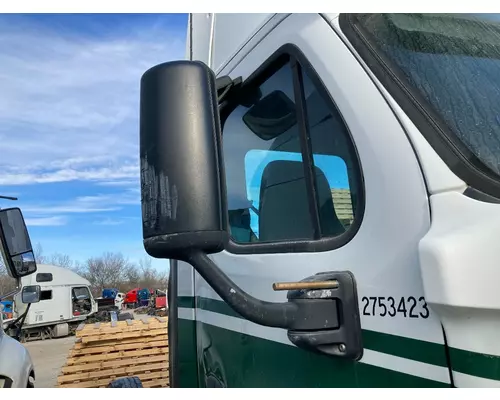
178,318,199,388
177,319,448,388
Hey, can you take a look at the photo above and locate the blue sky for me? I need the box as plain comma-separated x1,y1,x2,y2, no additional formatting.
0,14,188,269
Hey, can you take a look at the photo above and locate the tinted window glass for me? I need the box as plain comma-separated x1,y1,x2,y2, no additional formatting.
40,290,52,301
222,59,361,244
36,273,53,282
223,63,312,243
352,13,500,175
301,70,360,234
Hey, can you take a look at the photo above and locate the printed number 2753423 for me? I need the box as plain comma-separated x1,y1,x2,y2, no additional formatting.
361,296,429,319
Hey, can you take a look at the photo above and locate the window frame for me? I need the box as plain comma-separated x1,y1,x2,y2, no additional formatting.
219,43,365,255
339,13,500,201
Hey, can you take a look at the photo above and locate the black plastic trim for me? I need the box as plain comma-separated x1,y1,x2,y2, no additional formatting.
441,324,456,388
219,43,366,255
339,13,500,200
463,186,500,204
292,60,322,240
168,259,179,388
0,376,13,388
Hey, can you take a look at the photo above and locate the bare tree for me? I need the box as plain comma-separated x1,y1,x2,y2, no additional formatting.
33,242,46,264
48,253,74,269
138,257,168,290
83,252,130,295
0,257,16,295
125,265,140,288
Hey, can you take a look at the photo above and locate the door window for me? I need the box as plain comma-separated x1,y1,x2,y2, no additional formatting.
72,286,92,316
222,54,363,250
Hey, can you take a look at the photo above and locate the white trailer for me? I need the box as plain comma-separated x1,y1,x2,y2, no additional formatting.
11,264,97,341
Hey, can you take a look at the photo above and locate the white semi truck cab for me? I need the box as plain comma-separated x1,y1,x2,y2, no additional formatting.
137,14,500,387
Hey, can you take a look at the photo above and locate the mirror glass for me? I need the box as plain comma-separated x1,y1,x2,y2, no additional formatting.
0,208,32,256
12,251,37,277
0,208,36,277
22,285,41,304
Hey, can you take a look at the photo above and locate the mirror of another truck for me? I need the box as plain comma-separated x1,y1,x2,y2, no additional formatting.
0,207,37,279
5,285,40,341
21,285,41,304
139,60,363,360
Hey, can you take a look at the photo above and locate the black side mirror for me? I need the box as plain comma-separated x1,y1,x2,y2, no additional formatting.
140,60,227,261
0,208,37,279
22,285,41,304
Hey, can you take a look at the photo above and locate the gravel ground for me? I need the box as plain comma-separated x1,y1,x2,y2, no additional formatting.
24,336,76,388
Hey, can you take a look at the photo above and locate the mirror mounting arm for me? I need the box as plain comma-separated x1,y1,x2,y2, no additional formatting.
186,252,345,334
187,251,296,329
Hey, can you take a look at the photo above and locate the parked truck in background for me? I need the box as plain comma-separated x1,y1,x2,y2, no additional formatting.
7,264,98,341
95,288,125,314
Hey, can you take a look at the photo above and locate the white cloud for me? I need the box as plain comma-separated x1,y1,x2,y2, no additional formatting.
0,165,138,185
96,180,139,187
75,190,140,206
23,205,120,214
25,216,67,226
94,218,125,226
0,15,185,186
21,187,139,216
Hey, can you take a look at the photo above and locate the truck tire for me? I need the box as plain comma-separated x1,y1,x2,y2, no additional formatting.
117,312,134,321
107,376,143,388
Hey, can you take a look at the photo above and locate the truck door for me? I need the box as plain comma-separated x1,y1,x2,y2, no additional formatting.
182,13,452,387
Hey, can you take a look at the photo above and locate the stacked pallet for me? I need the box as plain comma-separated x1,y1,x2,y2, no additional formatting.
56,317,169,388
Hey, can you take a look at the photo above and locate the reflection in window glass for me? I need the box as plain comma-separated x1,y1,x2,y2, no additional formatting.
222,59,362,244
301,69,360,234
244,150,350,239
352,13,500,175
223,63,312,243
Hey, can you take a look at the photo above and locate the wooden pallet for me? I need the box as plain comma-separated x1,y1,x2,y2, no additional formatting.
57,317,169,388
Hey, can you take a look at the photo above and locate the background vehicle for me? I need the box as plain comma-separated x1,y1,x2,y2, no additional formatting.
137,13,500,388
0,301,13,319
0,205,41,387
8,264,98,341
95,289,125,312
123,287,139,308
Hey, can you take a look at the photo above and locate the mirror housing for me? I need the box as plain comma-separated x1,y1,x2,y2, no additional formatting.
21,285,41,304
0,208,37,279
140,60,227,261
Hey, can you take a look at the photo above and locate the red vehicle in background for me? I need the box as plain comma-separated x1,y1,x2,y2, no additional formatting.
123,288,140,308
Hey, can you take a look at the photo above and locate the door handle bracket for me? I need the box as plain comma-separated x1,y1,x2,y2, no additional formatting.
285,271,363,361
